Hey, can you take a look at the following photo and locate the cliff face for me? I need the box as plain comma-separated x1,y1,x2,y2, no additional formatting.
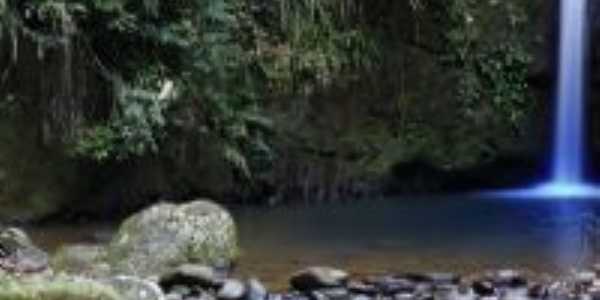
0,1,594,219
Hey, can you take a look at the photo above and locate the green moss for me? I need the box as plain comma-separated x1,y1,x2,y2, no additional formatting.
0,278,122,300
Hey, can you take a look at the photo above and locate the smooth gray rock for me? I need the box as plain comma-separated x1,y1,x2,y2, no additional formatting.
577,271,597,285
218,279,246,300
247,278,268,300
290,267,349,291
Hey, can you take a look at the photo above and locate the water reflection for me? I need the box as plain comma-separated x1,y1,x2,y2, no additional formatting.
233,196,600,286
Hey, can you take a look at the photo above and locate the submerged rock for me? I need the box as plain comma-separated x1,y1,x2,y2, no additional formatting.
106,199,239,277
290,267,349,291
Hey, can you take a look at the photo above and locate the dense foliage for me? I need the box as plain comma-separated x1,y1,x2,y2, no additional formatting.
0,0,544,206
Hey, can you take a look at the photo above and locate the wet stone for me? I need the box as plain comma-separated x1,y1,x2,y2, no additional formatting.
165,293,184,300
479,297,499,300
290,267,349,291
350,295,372,300
316,287,349,300
472,280,495,296
170,285,193,297
367,276,415,295
413,283,432,296
308,291,327,300
218,279,246,300
347,281,378,296
577,271,597,285
589,288,600,300
247,278,268,300
160,264,222,291
283,292,310,300
393,293,415,300
528,283,548,299
433,284,460,300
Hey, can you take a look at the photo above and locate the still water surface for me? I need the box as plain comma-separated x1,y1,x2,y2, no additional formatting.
27,196,600,289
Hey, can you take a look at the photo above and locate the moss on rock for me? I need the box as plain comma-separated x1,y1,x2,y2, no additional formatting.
0,277,122,300
106,199,239,277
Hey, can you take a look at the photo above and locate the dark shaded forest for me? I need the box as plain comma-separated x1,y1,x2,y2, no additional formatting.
0,0,593,221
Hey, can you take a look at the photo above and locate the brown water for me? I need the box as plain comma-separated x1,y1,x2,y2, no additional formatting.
24,196,600,289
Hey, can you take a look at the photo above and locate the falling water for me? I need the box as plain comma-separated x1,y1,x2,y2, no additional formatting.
491,0,599,198
553,0,588,184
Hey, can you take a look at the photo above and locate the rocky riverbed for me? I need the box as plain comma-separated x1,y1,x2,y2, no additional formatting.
2,199,600,299
3,251,600,300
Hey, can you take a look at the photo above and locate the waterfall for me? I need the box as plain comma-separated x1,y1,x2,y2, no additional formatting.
552,0,588,183
490,0,599,198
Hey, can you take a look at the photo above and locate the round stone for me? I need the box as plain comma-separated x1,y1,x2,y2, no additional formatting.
290,267,349,291
218,279,246,300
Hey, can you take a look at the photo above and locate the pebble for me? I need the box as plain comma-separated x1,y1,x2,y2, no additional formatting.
290,267,349,291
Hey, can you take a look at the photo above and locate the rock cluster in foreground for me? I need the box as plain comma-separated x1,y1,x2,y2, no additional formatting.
4,199,600,299
6,260,600,300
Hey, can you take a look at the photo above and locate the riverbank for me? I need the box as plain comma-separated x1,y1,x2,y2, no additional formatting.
2,261,600,300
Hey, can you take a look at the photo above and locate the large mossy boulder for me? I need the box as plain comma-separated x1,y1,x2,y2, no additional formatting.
106,200,239,277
